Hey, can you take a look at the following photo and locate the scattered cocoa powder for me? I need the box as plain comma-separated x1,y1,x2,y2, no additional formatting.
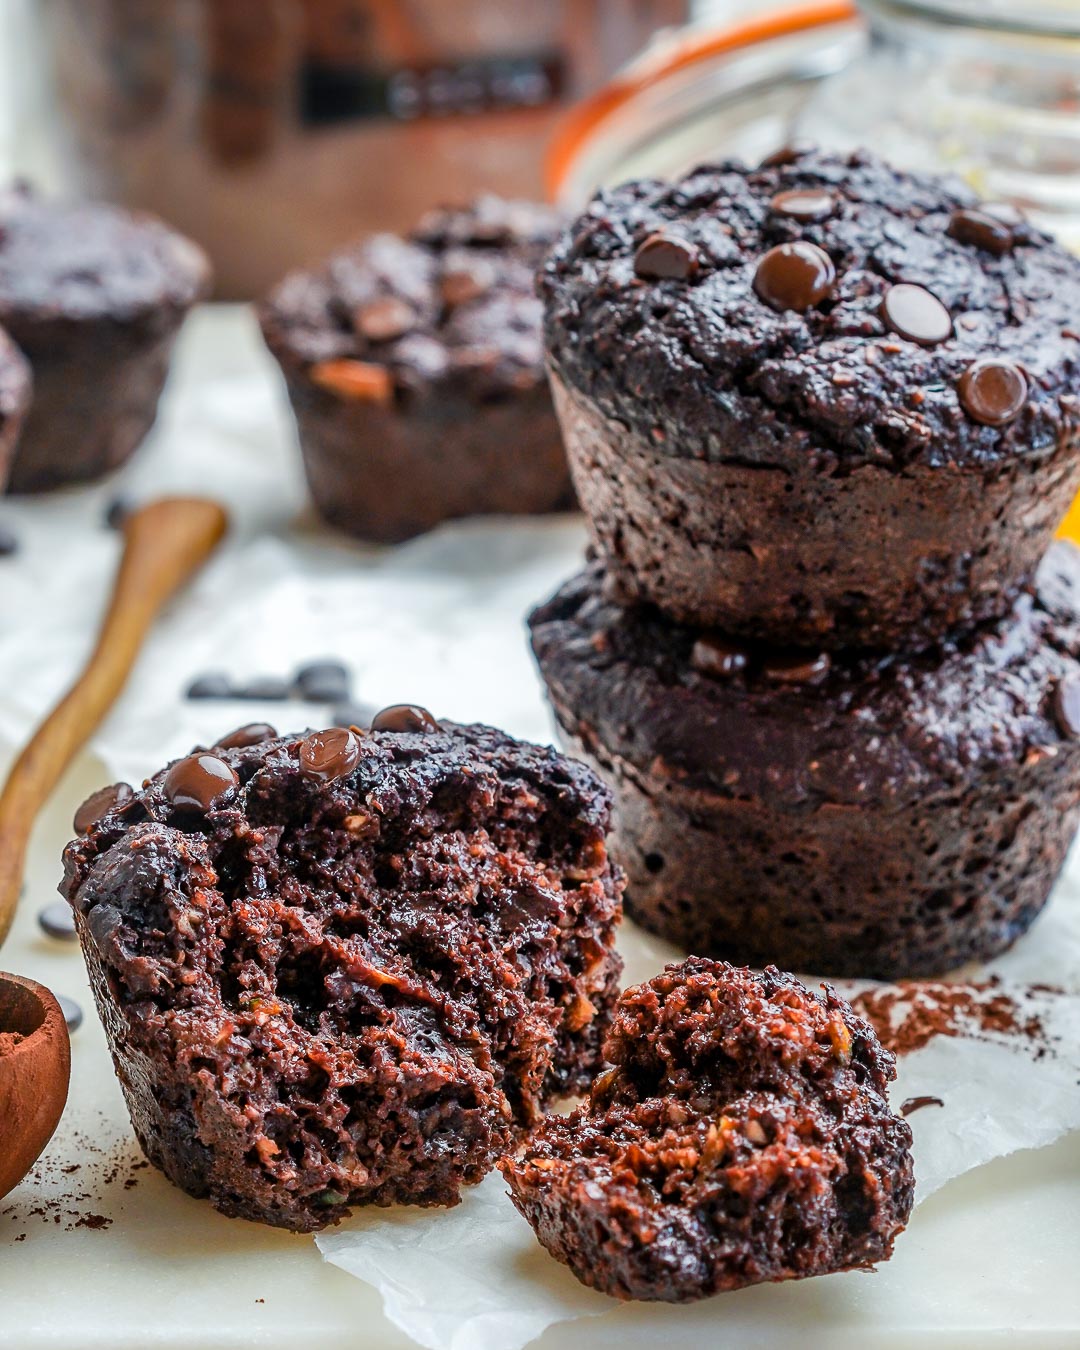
851,979,1048,1057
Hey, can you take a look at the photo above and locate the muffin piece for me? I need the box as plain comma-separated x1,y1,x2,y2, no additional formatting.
501,959,914,1302
542,147,1080,648
61,717,623,1232
260,196,574,542
0,184,210,492
0,327,31,491
530,541,1080,978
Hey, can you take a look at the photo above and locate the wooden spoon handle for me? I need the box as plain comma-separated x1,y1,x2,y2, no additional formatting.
0,498,229,946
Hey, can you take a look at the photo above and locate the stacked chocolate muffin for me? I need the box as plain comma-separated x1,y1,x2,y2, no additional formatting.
530,147,1080,979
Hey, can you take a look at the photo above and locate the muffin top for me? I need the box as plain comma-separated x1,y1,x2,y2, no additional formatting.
542,147,1080,469
261,195,563,403
530,540,1080,810
0,185,211,324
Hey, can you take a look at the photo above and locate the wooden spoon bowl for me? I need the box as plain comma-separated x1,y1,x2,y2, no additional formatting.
0,973,71,1200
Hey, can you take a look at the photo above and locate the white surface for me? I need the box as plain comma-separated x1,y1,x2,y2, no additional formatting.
0,308,1078,1348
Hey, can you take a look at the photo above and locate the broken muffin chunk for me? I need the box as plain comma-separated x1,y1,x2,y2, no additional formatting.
500,959,914,1302
61,717,623,1232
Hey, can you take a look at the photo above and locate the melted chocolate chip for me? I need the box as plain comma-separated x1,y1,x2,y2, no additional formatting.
215,722,277,750
186,671,234,700
948,208,1013,257
73,782,134,835
958,359,1027,427
297,727,362,782
441,265,491,308
754,242,835,313
762,653,832,684
371,704,439,734
38,901,77,942
881,283,952,346
759,140,816,168
691,636,749,679
770,189,836,223
633,233,698,282
355,296,416,343
294,660,351,704
164,754,239,813
1052,676,1080,738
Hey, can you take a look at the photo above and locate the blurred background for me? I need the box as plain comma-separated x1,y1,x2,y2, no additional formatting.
4,0,1077,300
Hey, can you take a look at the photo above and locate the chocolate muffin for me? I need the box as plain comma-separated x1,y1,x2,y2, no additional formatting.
530,541,1080,978
501,959,914,1301
61,716,623,1232
260,196,575,543
542,147,1080,648
0,184,210,493
0,327,31,491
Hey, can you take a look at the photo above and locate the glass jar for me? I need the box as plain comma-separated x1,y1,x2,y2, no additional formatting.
36,0,687,297
799,0,1080,252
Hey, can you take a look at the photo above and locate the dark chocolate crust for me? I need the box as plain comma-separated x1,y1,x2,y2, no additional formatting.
0,326,31,491
260,197,575,542
500,959,914,1302
529,541,1080,977
542,148,1080,646
0,185,210,492
61,722,623,1232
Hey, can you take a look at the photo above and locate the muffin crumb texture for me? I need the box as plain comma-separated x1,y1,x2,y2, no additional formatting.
61,721,623,1232
501,959,914,1302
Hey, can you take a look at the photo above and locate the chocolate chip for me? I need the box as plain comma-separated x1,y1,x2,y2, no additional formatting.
0,523,18,556
691,636,749,679
881,283,952,346
186,672,234,700
215,722,277,750
164,754,239,813
958,358,1027,427
57,995,83,1033
948,207,1014,257
754,242,835,313
760,140,816,168
297,727,362,782
441,265,491,308
234,677,291,701
104,496,132,531
294,661,351,704
770,189,836,223
763,653,832,684
38,901,77,942
371,704,439,734
355,296,416,343
1052,676,1080,738
633,233,698,282
73,782,134,835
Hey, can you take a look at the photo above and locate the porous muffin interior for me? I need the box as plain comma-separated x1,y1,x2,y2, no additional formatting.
501,960,914,1301
63,725,622,1231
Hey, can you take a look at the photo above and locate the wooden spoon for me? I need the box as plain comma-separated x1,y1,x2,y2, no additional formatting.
0,497,227,1199
0,497,228,947
0,973,70,1200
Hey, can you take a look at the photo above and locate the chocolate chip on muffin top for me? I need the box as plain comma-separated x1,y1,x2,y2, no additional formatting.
542,147,1080,468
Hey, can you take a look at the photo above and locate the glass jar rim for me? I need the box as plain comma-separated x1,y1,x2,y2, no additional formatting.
859,0,1080,39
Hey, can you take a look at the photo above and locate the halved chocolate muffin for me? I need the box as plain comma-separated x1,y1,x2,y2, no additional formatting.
0,184,210,493
501,959,914,1301
61,716,623,1231
541,147,1080,649
530,541,1080,978
260,196,574,543
0,326,31,491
